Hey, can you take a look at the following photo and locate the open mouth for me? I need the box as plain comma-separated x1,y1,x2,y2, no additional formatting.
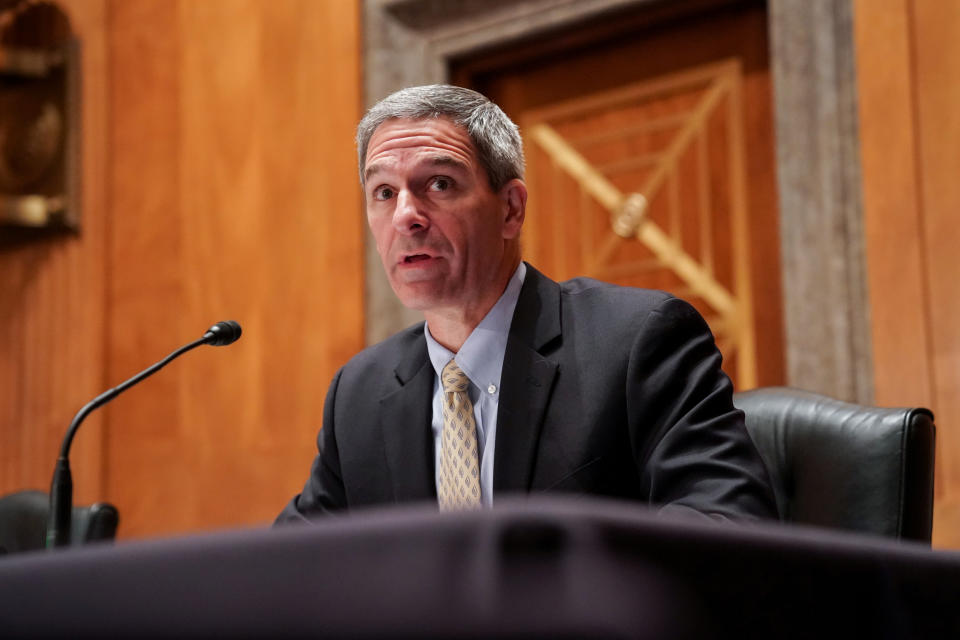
403,254,432,264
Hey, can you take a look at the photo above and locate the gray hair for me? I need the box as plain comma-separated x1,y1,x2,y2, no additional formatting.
356,85,524,191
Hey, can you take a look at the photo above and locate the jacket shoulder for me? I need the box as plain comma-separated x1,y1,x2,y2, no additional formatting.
554,277,712,347
559,276,675,312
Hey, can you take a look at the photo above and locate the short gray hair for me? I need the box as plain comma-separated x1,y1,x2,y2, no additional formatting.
356,85,524,191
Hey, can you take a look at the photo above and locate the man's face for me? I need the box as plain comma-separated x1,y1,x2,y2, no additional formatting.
363,117,525,316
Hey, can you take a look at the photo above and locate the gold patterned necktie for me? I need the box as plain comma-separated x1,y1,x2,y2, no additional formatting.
438,359,482,510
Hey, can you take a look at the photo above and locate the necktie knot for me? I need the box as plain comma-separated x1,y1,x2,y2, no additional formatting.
441,359,470,393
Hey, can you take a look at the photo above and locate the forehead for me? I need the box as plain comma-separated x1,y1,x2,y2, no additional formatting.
364,117,478,177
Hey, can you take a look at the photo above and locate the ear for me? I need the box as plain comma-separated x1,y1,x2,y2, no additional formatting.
499,179,527,240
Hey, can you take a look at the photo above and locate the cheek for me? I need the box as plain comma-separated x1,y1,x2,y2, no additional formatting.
368,221,392,255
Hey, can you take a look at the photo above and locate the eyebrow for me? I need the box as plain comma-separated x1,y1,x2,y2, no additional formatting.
424,155,469,173
363,162,387,182
363,155,470,183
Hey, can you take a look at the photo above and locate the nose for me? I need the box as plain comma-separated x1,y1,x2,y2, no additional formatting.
392,189,429,235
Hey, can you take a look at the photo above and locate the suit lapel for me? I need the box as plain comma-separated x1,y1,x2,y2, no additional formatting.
379,336,436,504
493,265,561,493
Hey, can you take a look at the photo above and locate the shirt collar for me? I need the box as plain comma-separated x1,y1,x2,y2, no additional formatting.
425,262,527,395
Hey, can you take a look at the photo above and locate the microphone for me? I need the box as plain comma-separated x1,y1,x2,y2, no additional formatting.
203,320,242,346
46,321,242,548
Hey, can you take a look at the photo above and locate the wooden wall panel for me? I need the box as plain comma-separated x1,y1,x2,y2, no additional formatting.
912,0,960,548
856,0,960,547
106,0,187,535
854,0,933,409
0,0,108,505
105,0,363,537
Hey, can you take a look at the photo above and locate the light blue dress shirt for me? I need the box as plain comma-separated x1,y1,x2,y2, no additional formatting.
424,262,527,507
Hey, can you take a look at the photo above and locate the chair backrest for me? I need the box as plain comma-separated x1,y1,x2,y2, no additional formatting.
734,387,935,543
0,490,119,555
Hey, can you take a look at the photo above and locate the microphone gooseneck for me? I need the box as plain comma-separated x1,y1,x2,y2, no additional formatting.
47,321,242,548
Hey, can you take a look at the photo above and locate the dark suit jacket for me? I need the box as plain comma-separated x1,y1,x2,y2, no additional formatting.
277,264,776,522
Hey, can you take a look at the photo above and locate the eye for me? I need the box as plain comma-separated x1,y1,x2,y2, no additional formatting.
372,185,395,201
428,176,453,192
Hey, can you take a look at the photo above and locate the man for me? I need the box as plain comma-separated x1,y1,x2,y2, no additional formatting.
277,85,776,522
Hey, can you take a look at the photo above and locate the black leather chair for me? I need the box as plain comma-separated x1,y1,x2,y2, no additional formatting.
0,490,119,555
734,387,935,543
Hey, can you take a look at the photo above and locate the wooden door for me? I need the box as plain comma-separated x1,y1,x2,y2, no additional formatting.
451,0,783,389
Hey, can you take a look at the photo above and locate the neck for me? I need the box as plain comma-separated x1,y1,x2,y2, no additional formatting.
424,314,477,353
425,256,521,352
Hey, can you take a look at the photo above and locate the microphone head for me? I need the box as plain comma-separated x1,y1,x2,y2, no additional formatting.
204,320,242,346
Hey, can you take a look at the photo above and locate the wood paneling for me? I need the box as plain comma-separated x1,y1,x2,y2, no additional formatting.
452,1,785,388
521,62,760,389
105,0,363,537
855,0,933,409
912,0,960,548
0,0,109,505
856,0,960,547
1,0,361,540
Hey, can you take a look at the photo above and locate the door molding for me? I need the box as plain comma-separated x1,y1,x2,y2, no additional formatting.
362,0,872,403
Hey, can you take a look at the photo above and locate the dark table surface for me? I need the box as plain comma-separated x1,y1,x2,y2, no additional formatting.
2,497,959,638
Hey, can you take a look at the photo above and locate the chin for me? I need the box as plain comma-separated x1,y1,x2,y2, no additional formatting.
391,284,441,312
